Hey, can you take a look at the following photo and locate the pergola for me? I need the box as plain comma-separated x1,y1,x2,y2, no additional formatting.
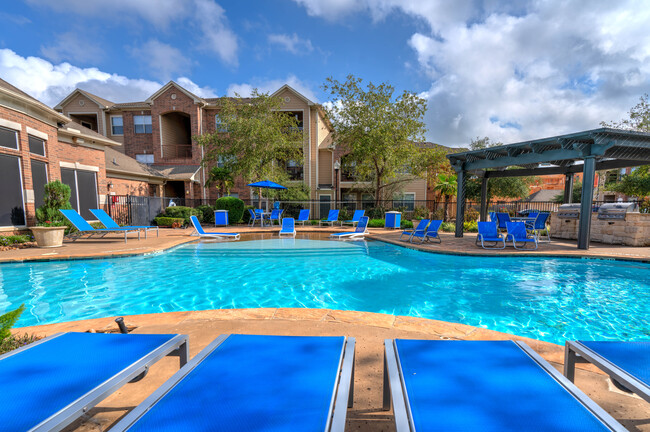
446,128,650,249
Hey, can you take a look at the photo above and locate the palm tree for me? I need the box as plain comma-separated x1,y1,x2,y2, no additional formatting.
205,167,234,197
432,173,457,221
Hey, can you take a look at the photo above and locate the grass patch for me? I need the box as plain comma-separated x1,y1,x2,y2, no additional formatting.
0,234,32,246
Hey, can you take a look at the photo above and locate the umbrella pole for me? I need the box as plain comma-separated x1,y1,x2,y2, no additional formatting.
259,187,263,210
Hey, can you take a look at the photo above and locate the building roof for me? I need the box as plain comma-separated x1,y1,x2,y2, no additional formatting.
0,78,70,123
154,165,201,181
76,89,115,109
111,101,151,109
526,189,561,202
104,147,165,179
58,121,121,147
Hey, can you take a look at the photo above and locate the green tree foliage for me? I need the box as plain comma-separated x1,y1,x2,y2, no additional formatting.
204,167,234,196
215,196,245,224
605,166,650,198
552,182,583,203
196,90,302,184
0,304,24,341
432,173,457,221
322,75,438,204
35,181,72,225
601,94,650,132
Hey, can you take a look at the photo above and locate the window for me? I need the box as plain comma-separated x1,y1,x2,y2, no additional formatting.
136,154,154,164
61,168,98,219
0,154,25,226
31,160,48,210
0,127,18,150
80,121,92,129
28,136,45,156
134,115,152,134
215,114,228,132
286,159,303,180
111,116,124,135
393,193,415,211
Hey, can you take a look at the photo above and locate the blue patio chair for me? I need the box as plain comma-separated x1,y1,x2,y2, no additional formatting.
399,219,430,242
410,220,442,244
383,339,626,432
273,201,281,210
296,209,310,225
189,215,240,241
264,209,284,226
319,209,340,227
505,221,538,250
476,221,506,249
248,209,264,227
341,209,365,227
0,332,188,432
60,209,141,243
565,341,650,402
111,334,356,432
495,212,511,231
525,212,551,243
488,211,497,222
90,209,158,238
330,216,369,240
279,217,296,237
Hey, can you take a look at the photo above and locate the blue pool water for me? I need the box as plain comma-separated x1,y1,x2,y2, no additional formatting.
1,239,649,344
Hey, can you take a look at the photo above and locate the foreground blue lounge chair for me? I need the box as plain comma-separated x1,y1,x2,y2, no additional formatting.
476,221,506,249
296,208,310,225
410,220,442,244
399,219,430,242
0,332,188,432
384,339,626,432
112,334,355,432
506,221,538,250
565,341,650,403
341,209,365,226
320,209,340,227
526,212,551,243
90,209,158,238
189,215,240,241
60,209,140,243
279,217,296,237
330,216,369,240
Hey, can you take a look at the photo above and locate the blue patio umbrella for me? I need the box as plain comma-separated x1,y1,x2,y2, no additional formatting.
247,180,287,210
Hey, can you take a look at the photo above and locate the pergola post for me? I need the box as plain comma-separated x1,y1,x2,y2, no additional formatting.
578,156,596,250
455,169,466,237
563,173,574,203
480,177,489,221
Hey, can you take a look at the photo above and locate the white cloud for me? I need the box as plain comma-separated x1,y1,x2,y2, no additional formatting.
41,32,105,64
0,49,216,106
129,40,191,80
268,33,314,55
227,75,318,102
193,0,239,66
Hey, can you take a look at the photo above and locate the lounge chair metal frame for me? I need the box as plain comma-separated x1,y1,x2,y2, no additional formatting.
0,332,189,432
189,215,240,241
399,219,430,242
60,209,140,243
475,221,506,249
90,209,159,239
410,220,442,244
383,339,626,432
320,209,340,227
112,334,356,432
330,216,369,241
296,209,311,226
506,221,538,250
525,212,552,243
564,341,650,403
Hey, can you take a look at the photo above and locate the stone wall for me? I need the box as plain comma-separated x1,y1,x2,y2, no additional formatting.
551,212,650,246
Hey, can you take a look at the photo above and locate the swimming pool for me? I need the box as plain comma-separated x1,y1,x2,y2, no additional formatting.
1,239,649,344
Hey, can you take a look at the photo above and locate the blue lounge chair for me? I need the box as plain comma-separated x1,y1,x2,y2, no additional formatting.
384,339,626,432
496,212,511,231
506,221,538,250
330,216,369,240
476,221,506,249
399,219,430,242
320,209,340,227
279,217,296,237
565,341,650,403
488,211,497,222
410,219,442,244
60,209,141,243
90,209,158,238
248,209,263,227
111,334,355,432
0,332,188,432
296,208,310,225
341,209,365,226
526,212,551,243
189,215,240,241
264,209,283,226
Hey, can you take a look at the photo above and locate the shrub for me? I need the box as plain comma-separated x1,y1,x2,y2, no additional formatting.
465,208,480,222
368,218,385,228
163,206,201,225
215,197,245,224
0,235,32,246
0,304,24,341
431,208,445,221
439,221,478,232
338,207,353,221
401,220,414,229
367,206,387,219
0,333,40,355
35,181,72,227
196,205,215,224
463,221,479,232
412,206,430,220
154,217,185,227
440,222,455,232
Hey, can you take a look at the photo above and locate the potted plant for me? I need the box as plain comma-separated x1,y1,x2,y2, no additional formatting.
30,180,73,248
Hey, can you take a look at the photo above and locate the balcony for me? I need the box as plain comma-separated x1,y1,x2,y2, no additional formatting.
162,144,192,159
286,165,304,181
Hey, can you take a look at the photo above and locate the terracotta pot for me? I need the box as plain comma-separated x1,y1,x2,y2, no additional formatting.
30,226,66,248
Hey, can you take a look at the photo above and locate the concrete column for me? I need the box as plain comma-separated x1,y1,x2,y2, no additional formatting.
455,170,466,237
563,173,574,203
480,177,489,222
578,156,596,249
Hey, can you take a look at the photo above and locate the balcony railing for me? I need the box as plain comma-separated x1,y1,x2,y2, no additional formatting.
286,166,304,180
162,144,192,159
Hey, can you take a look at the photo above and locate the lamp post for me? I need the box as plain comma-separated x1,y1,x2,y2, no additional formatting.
333,160,340,208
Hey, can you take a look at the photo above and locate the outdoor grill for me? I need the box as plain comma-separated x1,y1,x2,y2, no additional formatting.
557,203,582,220
597,202,638,221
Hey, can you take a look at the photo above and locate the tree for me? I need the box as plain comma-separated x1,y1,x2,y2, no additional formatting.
552,181,582,203
204,167,234,197
605,166,650,198
601,94,650,132
322,75,434,204
195,90,303,185
432,173,457,221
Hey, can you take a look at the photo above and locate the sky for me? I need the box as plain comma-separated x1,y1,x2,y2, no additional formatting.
0,0,649,147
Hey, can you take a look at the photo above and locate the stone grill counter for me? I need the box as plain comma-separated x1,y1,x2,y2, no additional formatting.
551,212,650,246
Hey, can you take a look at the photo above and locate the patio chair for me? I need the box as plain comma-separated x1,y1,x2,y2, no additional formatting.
189,215,240,241
330,216,369,240
248,209,263,227
495,212,511,231
564,341,650,403
279,217,296,237
488,211,497,222
399,219,430,242
90,209,158,238
506,221,538,250
341,209,365,227
525,212,551,243
0,332,188,432
264,209,283,226
60,209,141,243
383,339,626,432
111,334,355,432
319,209,340,227
476,221,506,249
296,209,310,225
410,220,442,244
